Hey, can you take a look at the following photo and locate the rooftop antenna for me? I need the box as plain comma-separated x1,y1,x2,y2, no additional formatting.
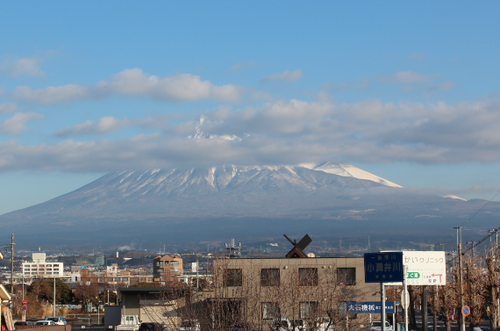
224,238,241,258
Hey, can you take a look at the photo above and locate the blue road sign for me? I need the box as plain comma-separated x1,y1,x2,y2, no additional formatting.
364,252,404,283
347,301,397,314
462,306,470,316
22,306,27,311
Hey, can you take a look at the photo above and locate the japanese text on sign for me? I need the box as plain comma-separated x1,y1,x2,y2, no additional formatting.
346,301,397,314
364,252,404,283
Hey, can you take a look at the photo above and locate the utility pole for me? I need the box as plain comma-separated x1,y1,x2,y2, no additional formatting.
459,242,465,331
22,272,25,321
381,282,386,331
10,234,15,297
53,277,56,316
489,229,499,250
452,227,466,331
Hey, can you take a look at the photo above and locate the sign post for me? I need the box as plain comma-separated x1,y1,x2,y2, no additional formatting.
403,266,408,331
365,252,404,331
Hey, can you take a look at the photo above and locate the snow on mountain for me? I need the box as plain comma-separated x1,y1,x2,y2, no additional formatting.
74,163,400,201
189,115,241,141
187,117,400,188
443,194,467,201
312,162,402,188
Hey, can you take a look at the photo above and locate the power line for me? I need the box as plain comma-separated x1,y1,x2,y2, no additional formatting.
448,225,500,263
459,189,500,227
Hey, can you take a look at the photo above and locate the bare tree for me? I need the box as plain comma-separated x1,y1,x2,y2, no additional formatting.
463,255,486,330
206,257,370,331
485,252,499,331
74,269,99,313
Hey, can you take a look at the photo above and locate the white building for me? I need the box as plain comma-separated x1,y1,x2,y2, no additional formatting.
22,253,64,277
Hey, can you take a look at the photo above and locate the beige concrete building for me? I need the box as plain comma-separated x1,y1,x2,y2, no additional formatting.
207,257,379,330
153,254,183,282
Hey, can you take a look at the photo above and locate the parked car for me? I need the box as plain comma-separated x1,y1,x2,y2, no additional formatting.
369,321,392,331
139,323,163,331
35,320,56,326
178,320,200,331
291,319,307,330
46,316,67,325
14,321,33,326
270,318,291,331
313,318,333,331
116,315,141,331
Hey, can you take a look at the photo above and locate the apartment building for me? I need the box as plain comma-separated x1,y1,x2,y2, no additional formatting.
208,256,378,330
153,254,183,282
22,253,63,278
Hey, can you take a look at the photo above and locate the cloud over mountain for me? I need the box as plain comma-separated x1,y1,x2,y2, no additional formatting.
1,98,500,172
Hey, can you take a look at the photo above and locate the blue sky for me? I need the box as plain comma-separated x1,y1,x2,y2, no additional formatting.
0,1,499,214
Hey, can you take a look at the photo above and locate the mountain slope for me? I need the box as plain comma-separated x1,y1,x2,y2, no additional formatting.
1,163,498,246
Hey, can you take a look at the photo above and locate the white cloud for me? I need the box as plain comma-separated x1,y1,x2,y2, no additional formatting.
13,68,245,105
10,58,45,77
99,69,245,102
1,57,45,77
0,103,17,115
380,71,438,84
54,115,167,137
13,85,90,105
428,81,455,91
262,69,304,82
55,117,132,137
2,98,500,171
0,112,43,134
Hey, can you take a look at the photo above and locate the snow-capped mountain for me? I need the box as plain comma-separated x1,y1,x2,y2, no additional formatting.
0,162,498,246
67,163,400,200
305,162,401,188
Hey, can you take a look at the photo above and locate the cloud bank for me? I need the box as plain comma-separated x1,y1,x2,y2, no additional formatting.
1,98,500,172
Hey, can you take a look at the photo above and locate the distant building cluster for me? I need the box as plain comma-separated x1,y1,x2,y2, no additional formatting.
1,236,393,331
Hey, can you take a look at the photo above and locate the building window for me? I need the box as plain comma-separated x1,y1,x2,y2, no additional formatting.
157,268,164,273
261,268,280,286
171,268,179,273
300,302,318,319
337,268,356,285
171,261,179,266
262,302,280,320
299,268,318,286
223,269,242,287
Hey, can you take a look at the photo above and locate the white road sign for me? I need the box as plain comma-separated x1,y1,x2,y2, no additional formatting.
384,251,446,286
404,251,446,285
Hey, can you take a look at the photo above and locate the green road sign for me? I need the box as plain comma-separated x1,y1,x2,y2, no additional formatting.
408,272,420,279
